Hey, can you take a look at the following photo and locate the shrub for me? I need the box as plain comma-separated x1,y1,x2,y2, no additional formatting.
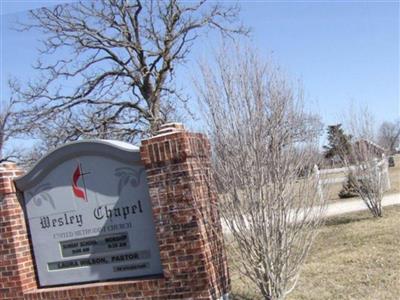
338,173,358,198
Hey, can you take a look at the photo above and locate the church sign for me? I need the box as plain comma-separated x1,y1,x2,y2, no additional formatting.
15,140,163,287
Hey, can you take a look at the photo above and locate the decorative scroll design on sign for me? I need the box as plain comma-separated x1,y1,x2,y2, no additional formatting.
27,183,55,209
114,167,145,194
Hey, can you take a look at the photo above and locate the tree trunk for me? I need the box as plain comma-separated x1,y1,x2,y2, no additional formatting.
149,97,162,135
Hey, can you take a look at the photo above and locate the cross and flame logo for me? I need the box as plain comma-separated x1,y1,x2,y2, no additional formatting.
72,164,90,201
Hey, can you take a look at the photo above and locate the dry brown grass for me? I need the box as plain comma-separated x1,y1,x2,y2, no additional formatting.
324,181,345,202
230,205,400,300
387,154,400,195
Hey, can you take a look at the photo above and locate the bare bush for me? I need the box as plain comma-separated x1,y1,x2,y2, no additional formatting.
347,147,389,218
196,46,325,299
343,108,390,217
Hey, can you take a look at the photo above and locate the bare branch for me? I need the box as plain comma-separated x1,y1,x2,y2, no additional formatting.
378,119,400,155
12,0,248,146
195,45,325,299
340,107,390,217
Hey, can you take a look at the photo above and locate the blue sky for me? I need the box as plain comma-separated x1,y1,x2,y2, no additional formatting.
238,1,399,127
1,1,399,144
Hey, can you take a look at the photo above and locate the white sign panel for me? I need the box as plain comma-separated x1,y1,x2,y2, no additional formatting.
15,141,163,287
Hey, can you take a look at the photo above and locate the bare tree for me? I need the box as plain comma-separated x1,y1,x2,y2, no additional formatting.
195,46,325,299
342,108,390,217
378,119,400,154
0,95,21,163
12,0,248,145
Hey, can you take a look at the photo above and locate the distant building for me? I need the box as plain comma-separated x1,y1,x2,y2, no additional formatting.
353,139,386,159
321,139,387,168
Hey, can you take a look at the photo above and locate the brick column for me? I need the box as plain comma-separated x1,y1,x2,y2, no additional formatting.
0,163,36,299
0,125,229,300
140,123,230,299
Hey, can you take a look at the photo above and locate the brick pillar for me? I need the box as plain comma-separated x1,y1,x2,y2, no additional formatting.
140,123,230,299
0,163,36,299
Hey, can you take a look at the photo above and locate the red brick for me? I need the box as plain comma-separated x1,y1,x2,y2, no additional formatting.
0,125,229,299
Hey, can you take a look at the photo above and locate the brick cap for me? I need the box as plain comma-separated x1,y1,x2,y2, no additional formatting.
154,122,185,136
0,162,17,170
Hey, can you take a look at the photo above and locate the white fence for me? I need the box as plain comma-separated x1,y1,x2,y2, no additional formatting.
318,159,390,191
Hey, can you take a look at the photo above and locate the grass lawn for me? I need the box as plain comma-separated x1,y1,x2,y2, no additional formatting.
324,181,345,202
230,205,400,300
387,154,400,195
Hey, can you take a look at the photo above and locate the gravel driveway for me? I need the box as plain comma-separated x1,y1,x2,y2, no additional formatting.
325,193,400,217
